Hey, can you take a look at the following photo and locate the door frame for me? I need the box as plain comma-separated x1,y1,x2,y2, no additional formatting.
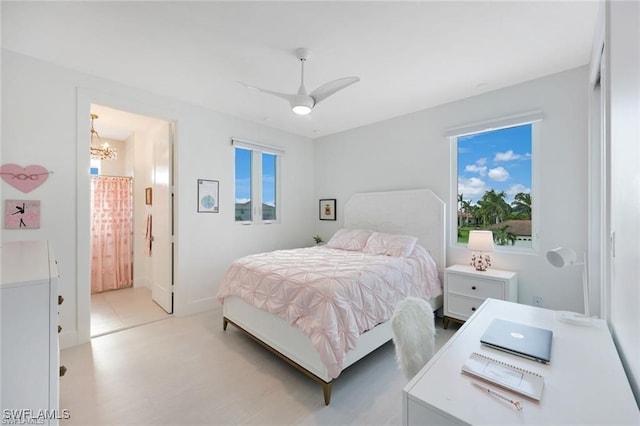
76,88,177,344
150,120,175,314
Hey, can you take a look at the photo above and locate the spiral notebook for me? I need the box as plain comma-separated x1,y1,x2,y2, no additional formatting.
461,352,545,400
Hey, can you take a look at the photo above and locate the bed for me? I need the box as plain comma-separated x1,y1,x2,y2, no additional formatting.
216,189,446,404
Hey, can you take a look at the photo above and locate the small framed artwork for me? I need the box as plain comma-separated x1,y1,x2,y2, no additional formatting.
145,187,153,205
198,179,219,213
5,199,41,229
319,199,336,221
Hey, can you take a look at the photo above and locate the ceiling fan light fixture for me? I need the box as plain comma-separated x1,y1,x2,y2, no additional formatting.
292,104,312,115
290,96,314,115
242,48,359,116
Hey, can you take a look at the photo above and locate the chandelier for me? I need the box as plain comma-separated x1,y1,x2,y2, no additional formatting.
90,114,117,160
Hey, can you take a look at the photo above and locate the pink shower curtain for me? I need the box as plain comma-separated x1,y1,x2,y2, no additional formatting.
91,176,133,293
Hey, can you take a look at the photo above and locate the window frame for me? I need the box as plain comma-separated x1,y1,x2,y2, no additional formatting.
447,112,542,253
233,138,283,225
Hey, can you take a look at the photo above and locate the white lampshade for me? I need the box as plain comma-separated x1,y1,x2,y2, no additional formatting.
546,246,592,325
467,231,494,252
546,247,577,268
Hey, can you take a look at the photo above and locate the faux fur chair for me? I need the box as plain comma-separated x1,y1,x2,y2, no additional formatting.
391,297,436,380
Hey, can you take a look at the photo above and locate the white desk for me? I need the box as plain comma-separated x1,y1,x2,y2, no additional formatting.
403,298,639,425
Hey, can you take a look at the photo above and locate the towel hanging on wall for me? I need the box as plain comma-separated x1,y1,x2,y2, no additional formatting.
144,213,153,256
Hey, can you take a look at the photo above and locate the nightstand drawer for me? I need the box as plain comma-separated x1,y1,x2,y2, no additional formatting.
447,274,504,299
446,294,484,319
444,265,518,325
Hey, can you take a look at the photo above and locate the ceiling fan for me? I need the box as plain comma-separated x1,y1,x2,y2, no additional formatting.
241,48,360,115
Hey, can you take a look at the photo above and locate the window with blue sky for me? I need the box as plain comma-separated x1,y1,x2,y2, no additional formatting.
261,153,276,220
235,147,252,221
235,146,278,222
456,123,533,247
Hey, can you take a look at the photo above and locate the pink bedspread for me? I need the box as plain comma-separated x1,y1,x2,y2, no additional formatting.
216,244,441,379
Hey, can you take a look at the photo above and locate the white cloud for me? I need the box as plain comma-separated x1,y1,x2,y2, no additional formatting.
488,166,509,182
458,176,487,198
465,164,487,175
505,184,530,196
465,157,488,175
494,150,521,162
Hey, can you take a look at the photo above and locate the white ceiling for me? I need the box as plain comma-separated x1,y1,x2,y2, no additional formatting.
2,1,599,140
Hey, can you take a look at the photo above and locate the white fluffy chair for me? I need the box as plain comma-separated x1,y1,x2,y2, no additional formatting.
391,297,436,380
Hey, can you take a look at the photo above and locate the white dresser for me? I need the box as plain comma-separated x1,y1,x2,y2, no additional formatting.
444,264,517,326
1,240,60,425
403,298,640,425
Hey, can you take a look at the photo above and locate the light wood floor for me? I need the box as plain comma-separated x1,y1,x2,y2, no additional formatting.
61,309,460,425
91,286,171,337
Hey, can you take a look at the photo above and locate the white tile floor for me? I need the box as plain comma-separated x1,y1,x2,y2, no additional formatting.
62,310,460,425
90,286,171,337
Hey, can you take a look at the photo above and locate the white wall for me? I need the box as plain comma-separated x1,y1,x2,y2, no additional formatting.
606,0,640,405
132,130,154,289
314,66,590,314
1,50,316,347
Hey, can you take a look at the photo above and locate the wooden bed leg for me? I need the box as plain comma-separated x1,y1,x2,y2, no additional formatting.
223,317,229,331
322,381,332,405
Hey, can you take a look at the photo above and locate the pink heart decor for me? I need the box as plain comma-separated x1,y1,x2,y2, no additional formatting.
0,164,50,193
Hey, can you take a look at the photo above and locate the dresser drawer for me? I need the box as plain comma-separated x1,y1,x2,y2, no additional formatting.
447,273,504,299
446,294,485,320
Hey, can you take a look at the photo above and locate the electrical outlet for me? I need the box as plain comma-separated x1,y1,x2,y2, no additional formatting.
533,296,543,307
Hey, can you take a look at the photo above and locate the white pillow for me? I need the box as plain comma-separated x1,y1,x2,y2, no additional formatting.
363,232,418,257
325,228,373,251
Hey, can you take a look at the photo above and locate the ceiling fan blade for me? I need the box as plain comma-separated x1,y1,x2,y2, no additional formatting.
238,81,296,102
310,76,360,104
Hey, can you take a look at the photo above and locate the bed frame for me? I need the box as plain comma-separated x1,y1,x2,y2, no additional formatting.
222,188,446,404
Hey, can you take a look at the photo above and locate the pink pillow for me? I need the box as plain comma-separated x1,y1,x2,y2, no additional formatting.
326,229,373,251
363,232,418,257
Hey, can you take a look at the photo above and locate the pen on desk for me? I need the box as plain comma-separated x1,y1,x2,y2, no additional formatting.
472,382,523,411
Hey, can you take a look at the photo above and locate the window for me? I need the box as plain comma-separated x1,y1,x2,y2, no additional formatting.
233,138,283,223
234,147,252,221
449,113,541,250
261,153,277,220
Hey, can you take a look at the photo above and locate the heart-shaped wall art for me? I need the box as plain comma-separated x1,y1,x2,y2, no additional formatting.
0,164,51,193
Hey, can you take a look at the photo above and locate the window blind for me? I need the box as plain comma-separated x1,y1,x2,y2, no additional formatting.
231,138,285,156
444,111,544,138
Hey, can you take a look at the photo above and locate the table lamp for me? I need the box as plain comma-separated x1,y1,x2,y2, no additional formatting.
468,230,494,271
546,247,592,326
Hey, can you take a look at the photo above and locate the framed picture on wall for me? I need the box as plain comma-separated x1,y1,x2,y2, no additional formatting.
5,199,41,229
319,199,336,221
198,179,219,213
145,187,152,205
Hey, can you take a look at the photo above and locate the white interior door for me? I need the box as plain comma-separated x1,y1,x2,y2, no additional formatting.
150,122,173,313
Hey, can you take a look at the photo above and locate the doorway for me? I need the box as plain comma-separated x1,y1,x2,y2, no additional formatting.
88,104,174,337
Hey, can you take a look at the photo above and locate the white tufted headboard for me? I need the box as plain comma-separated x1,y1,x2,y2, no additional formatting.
344,189,446,273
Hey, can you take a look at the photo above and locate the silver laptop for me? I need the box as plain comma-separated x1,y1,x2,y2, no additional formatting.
480,319,553,364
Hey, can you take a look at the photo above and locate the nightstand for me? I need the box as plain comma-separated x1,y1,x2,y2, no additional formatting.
443,264,517,328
